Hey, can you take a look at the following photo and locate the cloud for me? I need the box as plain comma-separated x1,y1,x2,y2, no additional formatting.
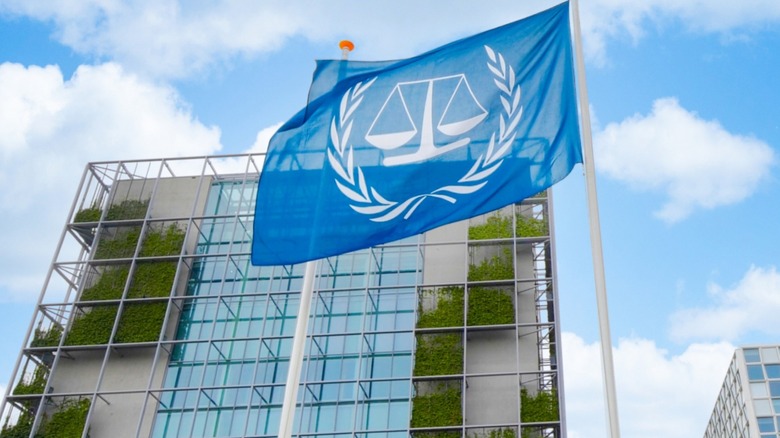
594,98,774,222
0,1,558,78
579,0,780,65
4,1,780,78
0,62,222,301
247,123,280,154
669,266,780,342
563,332,734,438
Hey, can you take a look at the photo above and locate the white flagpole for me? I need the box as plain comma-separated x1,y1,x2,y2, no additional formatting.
278,260,318,438
278,40,355,438
569,0,622,437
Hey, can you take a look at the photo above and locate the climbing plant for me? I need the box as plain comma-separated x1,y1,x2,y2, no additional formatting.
13,366,46,396
470,429,517,438
37,398,90,438
468,248,514,281
30,325,63,348
413,333,463,376
0,414,32,438
114,302,167,343
64,306,118,346
139,225,185,257
80,265,130,301
73,205,101,223
93,227,142,260
468,287,514,326
468,214,512,240
128,262,177,298
73,198,150,224
105,199,149,221
520,388,559,423
417,287,464,328
410,383,462,428
414,432,461,438
515,215,547,238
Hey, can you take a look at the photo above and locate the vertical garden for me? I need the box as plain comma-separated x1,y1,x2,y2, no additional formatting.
409,203,558,438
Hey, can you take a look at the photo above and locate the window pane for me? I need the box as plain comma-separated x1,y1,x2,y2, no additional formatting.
766,364,780,379
745,348,761,363
755,399,773,416
763,347,780,363
752,383,768,397
758,417,775,432
770,381,780,397
749,365,765,381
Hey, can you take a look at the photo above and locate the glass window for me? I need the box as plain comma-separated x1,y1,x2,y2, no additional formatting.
749,365,765,381
752,383,769,397
763,347,780,363
758,417,775,432
770,381,780,397
766,364,780,379
773,399,780,414
755,399,773,416
745,348,761,363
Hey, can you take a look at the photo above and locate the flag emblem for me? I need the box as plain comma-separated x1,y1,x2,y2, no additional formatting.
252,2,581,266
329,46,523,223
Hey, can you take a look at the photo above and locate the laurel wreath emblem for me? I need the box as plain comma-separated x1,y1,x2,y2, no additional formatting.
328,45,523,222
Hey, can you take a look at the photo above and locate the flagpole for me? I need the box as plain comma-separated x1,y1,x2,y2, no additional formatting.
278,260,317,438
277,40,355,438
570,0,622,437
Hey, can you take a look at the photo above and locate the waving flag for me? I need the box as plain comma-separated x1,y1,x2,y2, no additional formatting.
252,1,582,266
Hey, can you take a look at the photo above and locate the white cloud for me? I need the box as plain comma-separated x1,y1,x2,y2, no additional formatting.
4,1,780,77
247,123,281,154
594,98,774,222
670,266,780,342
563,332,734,438
0,0,553,78
580,0,780,65
0,62,222,301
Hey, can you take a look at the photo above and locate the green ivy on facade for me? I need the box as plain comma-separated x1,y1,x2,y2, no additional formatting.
467,287,514,326
417,287,464,328
468,248,514,281
64,306,117,346
13,367,46,397
114,302,167,343
105,199,149,221
469,429,517,438
93,227,142,260
37,398,91,438
30,326,63,348
410,384,462,428
520,388,559,423
413,333,463,377
515,215,547,238
0,414,32,438
468,214,512,240
73,205,101,223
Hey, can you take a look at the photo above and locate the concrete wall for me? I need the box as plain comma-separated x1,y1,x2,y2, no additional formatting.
48,176,212,438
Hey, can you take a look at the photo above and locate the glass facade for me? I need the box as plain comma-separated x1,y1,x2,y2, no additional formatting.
0,155,565,438
705,346,780,438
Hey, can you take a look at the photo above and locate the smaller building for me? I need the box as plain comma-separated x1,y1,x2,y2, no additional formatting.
704,345,780,438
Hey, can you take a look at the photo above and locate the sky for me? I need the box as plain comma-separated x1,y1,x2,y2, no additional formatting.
1,0,779,436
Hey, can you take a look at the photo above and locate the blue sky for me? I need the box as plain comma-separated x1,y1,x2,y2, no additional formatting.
1,1,779,436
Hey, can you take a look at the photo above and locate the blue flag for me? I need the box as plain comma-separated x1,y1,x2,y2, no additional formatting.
252,2,582,266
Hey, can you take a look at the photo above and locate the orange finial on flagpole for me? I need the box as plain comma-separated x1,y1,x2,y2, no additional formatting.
339,40,354,60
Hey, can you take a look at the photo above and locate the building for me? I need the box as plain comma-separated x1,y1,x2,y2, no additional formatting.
1,154,566,438
704,345,780,438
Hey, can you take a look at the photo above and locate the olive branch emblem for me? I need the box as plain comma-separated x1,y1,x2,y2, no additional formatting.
328,45,522,222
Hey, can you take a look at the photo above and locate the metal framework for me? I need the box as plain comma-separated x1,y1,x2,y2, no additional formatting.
1,154,566,438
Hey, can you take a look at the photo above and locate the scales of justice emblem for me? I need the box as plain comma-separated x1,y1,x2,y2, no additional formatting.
364,74,488,167
328,45,522,222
